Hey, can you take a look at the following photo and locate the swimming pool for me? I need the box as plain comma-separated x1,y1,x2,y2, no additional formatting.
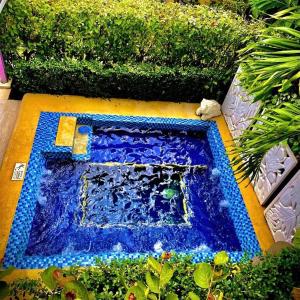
4,112,260,268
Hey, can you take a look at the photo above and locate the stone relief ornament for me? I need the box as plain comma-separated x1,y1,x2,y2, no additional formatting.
222,68,297,205
254,145,298,205
265,170,300,243
222,68,261,139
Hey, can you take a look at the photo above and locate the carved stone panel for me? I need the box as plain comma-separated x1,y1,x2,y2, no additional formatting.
222,68,297,205
254,145,298,205
265,170,300,243
222,68,261,139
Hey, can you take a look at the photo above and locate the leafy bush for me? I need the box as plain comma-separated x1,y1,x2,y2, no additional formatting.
209,0,250,15
8,248,300,299
0,266,15,298
1,0,256,65
0,0,260,101
10,59,229,101
167,0,250,16
221,248,300,299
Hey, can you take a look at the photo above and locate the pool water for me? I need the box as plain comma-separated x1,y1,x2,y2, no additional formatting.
79,163,187,227
25,126,241,256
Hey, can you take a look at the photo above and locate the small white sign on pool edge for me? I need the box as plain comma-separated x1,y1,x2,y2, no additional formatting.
12,163,27,181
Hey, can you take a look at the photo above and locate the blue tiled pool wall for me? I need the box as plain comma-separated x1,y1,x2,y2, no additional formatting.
4,112,260,269
206,124,260,256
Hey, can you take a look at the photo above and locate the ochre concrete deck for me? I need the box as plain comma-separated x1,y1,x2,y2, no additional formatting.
0,100,20,167
0,94,273,281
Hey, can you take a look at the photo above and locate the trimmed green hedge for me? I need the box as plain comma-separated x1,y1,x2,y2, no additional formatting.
11,59,229,101
173,0,250,16
1,0,260,101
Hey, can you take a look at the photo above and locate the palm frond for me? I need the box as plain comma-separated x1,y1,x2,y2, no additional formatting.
238,21,300,102
232,102,300,182
250,0,298,18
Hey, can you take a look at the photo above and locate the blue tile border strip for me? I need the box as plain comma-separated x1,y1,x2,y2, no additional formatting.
4,112,260,269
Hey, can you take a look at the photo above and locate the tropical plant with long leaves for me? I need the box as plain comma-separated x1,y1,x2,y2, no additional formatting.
238,7,300,102
250,0,299,18
232,102,300,182
234,1,300,182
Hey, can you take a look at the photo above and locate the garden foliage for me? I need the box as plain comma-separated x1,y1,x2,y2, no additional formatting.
7,248,300,299
250,0,299,18
0,0,259,101
11,59,229,101
239,8,300,102
233,0,300,180
173,0,250,16
233,101,300,181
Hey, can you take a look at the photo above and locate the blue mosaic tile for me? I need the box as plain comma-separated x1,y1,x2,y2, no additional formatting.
3,112,260,269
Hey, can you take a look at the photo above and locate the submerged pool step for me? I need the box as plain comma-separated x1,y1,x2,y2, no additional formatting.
72,125,92,159
55,116,77,147
54,116,91,159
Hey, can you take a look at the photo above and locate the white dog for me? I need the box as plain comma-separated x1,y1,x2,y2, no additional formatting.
196,98,221,120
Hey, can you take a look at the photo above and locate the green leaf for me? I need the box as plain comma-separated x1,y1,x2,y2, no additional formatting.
214,251,229,265
188,292,201,300
0,266,15,279
166,292,179,300
136,281,147,292
148,293,158,300
61,281,89,300
145,272,160,294
292,228,300,249
88,291,96,300
147,257,161,274
160,262,174,287
213,270,230,282
125,285,146,300
41,266,58,290
162,188,177,199
194,263,212,289
272,27,300,39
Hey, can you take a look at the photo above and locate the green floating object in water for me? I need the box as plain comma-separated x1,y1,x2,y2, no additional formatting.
162,188,177,200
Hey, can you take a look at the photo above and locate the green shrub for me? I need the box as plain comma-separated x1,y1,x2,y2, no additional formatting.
0,0,260,101
10,59,230,101
220,248,300,299
210,0,250,15
174,0,250,16
8,248,300,299
1,0,257,65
